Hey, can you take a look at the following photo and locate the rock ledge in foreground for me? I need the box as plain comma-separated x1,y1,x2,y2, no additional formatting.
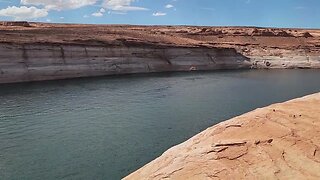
125,93,320,179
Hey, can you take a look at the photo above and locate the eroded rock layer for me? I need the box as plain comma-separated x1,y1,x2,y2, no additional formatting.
125,93,320,180
0,43,249,83
0,22,320,83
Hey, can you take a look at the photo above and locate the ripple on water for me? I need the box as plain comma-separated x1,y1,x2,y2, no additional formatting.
0,70,320,179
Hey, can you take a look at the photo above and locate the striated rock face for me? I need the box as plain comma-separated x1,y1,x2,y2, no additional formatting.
0,23,320,83
0,43,250,84
125,93,320,179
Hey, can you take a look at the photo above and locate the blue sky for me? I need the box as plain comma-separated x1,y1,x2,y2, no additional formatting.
0,0,319,28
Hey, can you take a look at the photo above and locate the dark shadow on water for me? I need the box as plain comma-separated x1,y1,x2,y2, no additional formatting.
0,69,252,94
0,69,278,93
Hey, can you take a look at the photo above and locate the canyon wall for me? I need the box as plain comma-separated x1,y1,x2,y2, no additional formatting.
249,55,320,69
0,23,320,83
0,43,251,84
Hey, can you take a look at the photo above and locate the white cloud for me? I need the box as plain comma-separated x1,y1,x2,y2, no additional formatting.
83,14,89,18
103,0,134,7
92,7,106,17
0,6,48,20
108,11,127,15
165,4,174,9
92,12,103,17
110,6,147,11
152,12,166,16
21,0,97,10
100,8,106,13
102,0,148,11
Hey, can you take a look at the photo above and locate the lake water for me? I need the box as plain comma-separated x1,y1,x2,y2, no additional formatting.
1,70,320,180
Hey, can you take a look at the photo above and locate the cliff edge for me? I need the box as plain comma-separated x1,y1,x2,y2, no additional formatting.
125,93,320,179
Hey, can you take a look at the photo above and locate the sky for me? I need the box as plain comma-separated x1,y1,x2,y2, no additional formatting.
0,0,319,28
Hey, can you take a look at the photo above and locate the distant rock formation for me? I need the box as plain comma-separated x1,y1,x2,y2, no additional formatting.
125,93,320,179
0,21,31,27
251,28,294,37
302,32,313,38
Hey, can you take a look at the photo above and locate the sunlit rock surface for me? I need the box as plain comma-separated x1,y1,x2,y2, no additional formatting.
125,93,320,179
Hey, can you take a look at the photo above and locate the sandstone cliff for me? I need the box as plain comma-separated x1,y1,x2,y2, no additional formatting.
0,22,320,83
125,93,320,179
0,43,250,84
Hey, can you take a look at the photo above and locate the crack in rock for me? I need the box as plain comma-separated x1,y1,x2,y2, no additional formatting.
214,141,247,147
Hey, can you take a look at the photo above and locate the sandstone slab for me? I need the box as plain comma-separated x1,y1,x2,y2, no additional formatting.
125,93,320,180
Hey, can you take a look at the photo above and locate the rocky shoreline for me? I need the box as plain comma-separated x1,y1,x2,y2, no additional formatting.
125,93,320,179
0,22,320,83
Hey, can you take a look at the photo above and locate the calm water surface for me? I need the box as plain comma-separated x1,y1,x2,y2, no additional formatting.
1,70,320,179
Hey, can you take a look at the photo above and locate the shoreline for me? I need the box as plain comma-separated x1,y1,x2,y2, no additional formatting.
125,92,320,179
0,68,318,86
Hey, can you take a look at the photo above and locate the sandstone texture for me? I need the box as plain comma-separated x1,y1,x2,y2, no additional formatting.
0,22,320,83
0,21,30,27
125,93,320,180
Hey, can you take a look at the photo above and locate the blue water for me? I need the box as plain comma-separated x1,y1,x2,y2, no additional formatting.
0,69,320,179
